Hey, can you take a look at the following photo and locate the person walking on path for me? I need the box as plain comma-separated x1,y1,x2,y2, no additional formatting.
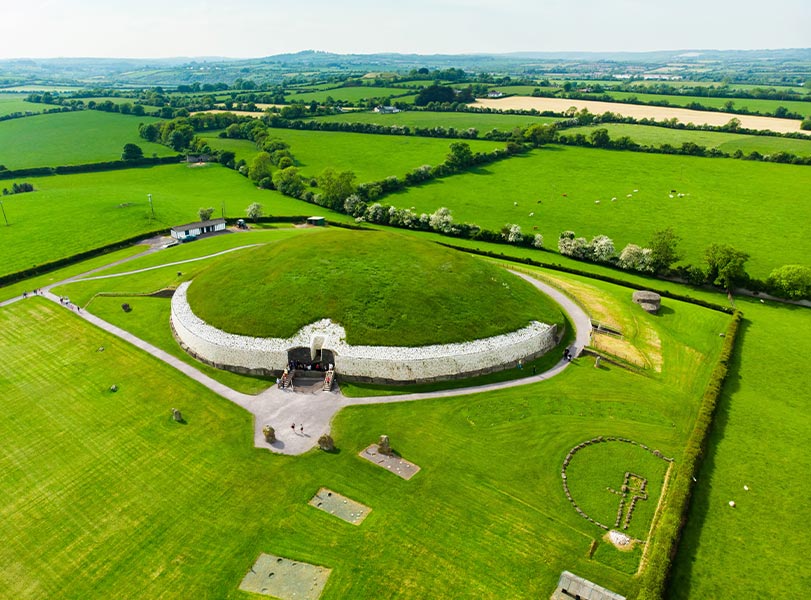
300,425,304,435
291,423,295,432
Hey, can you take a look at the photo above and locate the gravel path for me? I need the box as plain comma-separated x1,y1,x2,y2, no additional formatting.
4,250,592,455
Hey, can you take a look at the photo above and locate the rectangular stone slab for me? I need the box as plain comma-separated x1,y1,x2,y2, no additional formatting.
239,553,331,600
359,444,421,480
309,487,371,525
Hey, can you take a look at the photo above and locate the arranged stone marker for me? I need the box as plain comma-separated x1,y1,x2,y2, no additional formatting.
360,444,421,480
377,434,392,455
317,434,334,452
308,487,371,525
171,408,183,422
239,553,331,600
262,425,276,443
121,303,132,313
109,384,118,392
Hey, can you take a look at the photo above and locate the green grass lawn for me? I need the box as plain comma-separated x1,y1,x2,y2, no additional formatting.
188,229,564,345
0,110,175,169
598,90,811,118
306,109,561,134
385,145,811,278
0,164,330,278
561,123,811,156
0,256,727,598
285,87,417,104
200,129,506,182
0,93,43,117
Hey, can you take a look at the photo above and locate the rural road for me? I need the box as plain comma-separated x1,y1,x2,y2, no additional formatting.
4,249,592,455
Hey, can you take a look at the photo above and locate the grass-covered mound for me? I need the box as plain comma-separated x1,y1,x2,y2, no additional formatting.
186,228,563,346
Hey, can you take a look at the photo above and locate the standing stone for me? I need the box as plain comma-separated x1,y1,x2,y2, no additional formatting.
262,425,276,443
172,408,183,422
318,434,335,452
378,435,392,455
594,356,602,368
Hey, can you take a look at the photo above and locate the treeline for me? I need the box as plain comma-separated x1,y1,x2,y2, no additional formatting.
555,228,811,300
1,182,34,195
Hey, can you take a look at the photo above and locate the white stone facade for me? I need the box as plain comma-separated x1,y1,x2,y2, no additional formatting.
171,281,558,383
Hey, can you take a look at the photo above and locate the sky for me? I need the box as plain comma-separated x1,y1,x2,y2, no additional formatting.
0,0,809,59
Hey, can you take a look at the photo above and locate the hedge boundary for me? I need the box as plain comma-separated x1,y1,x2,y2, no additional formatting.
0,155,184,180
435,242,735,314
635,310,742,599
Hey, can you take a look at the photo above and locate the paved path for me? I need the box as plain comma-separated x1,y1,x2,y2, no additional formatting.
4,257,592,455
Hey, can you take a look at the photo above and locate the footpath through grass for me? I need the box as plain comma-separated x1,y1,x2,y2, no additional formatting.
0,164,327,278
0,265,724,598
0,110,173,169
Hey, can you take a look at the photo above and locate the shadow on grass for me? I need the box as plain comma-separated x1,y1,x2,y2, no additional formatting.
666,317,750,599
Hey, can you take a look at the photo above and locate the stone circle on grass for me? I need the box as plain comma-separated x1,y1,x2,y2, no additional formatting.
561,436,673,540
308,487,371,525
239,553,331,600
360,444,421,480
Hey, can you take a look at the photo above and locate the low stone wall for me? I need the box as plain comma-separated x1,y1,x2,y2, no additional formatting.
171,281,558,383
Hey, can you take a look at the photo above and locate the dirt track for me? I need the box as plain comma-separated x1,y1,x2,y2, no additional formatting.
471,97,809,134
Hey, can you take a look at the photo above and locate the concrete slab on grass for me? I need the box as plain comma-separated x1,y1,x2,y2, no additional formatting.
239,553,331,600
360,444,421,480
309,487,371,525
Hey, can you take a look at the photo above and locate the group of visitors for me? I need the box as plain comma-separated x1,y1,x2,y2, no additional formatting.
287,360,331,372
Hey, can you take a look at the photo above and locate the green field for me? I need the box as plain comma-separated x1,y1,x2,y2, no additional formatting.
386,145,811,277
306,109,561,134
562,123,811,156
200,129,505,182
0,164,325,278
187,229,564,345
0,110,175,169
0,246,729,598
598,90,811,118
0,93,43,117
285,86,417,104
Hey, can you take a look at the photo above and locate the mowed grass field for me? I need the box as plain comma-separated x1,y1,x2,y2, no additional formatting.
0,110,175,169
598,90,811,118
306,109,561,134
562,123,811,156
285,86,417,104
200,129,506,182
0,256,729,598
0,93,43,117
0,164,328,278
386,145,811,277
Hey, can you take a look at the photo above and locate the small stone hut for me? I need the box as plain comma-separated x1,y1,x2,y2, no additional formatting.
551,571,626,600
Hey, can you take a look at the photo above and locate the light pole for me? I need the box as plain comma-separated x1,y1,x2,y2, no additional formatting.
147,193,154,219
221,201,225,219
0,199,7,226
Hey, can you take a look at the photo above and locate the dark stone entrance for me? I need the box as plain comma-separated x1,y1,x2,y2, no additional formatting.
287,347,335,370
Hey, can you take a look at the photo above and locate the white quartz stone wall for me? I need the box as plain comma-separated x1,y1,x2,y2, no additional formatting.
171,281,557,382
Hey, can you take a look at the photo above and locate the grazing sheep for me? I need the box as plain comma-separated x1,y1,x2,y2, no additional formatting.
627,194,632,198
513,201,518,206
529,212,534,217
669,194,674,198
633,189,639,193
595,200,600,204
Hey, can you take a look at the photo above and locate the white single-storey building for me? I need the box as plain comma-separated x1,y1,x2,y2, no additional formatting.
170,218,227,240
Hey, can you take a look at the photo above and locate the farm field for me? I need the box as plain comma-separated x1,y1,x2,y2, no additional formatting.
471,97,809,134
0,93,43,117
306,109,561,133
598,90,811,117
0,248,729,598
0,164,324,278
0,110,174,169
285,86,417,103
200,129,506,182
561,123,811,156
385,145,811,278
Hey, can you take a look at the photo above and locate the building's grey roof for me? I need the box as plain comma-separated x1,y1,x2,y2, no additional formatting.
171,218,226,233
555,571,626,600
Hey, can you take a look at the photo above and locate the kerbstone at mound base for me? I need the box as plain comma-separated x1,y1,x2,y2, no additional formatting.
171,282,557,383
632,290,661,314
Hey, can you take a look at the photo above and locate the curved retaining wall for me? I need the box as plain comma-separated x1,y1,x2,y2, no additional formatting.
171,281,558,383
